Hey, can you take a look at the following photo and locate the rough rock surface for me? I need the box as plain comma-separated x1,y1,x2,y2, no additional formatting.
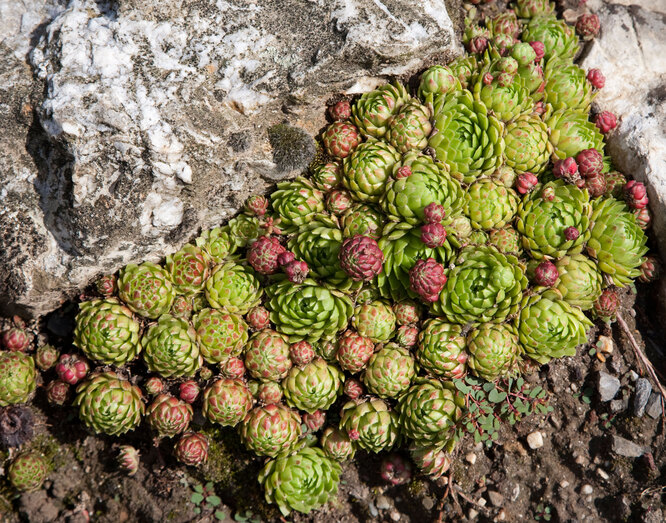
579,0,666,301
0,0,461,317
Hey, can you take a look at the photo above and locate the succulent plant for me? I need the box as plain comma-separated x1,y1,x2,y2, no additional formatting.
464,179,519,230
467,323,520,381
335,330,374,373
516,180,591,259
245,329,292,381
329,100,352,121
117,445,140,476
547,109,605,161
352,299,396,343
321,426,356,461
282,359,343,413
193,308,248,364
593,288,620,320
362,344,415,399
555,254,603,311
397,378,464,449
473,62,532,122
73,299,142,366
147,394,193,438
289,340,316,367
271,177,325,233
144,376,164,396
351,81,410,138
34,344,59,371
409,258,448,303
311,161,342,192
174,432,209,466
179,381,200,404
595,111,617,134
8,451,49,492
381,152,464,225
259,447,342,516
196,227,235,263
74,372,145,435
338,235,384,283
326,189,354,215
342,141,401,203
117,262,175,319
1,328,29,352
46,380,69,405
576,13,600,40
165,244,211,295
247,236,287,275
504,114,553,175
341,203,384,240
96,274,117,297
434,245,527,324
393,300,420,325
322,121,361,159
417,319,468,379
257,381,283,404
143,315,201,378
586,197,648,287
429,90,504,184
240,404,302,457
385,99,433,153
340,398,400,453
266,279,353,342
513,0,555,19
202,378,254,427
409,444,452,479
0,352,36,406
205,262,263,314
489,226,522,254
246,306,270,330
521,15,578,62
517,290,593,363
543,59,593,113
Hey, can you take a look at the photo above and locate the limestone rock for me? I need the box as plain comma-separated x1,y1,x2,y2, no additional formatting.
0,0,461,317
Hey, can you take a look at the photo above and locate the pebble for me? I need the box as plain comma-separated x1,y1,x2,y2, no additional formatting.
422,497,435,510
478,497,487,507
560,480,570,488
390,510,401,521
376,495,390,510
511,484,520,501
628,370,639,382
468,508,479,520
597,468,610,480
597,371,621,401
646,393,663,419
633,378,652,417
582,484,593,495
497,509,507,521
549,416,561,429
527,431,544,449
612,435,645,458
610,397,629,413
465,452,477,465
369,502,378,517
488,490,504,507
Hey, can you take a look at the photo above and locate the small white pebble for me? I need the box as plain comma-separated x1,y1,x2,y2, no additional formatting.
582,484,593,495
369,502,378,518
511,484,520,501
597,468,610,480
390,510,401,521
527,431,544,449
560,480,570,488
478,498,487,507
628,370,639,381
468,508,479,520
570,383,578,392
465,452,477,465
575,454,587,465
497,509,507,521
422,497,435,510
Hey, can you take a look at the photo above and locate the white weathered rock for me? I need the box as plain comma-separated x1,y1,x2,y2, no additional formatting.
580,0,666,307
526,431,544,450
0,0,461,317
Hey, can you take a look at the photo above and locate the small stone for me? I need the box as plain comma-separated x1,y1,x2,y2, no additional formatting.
597,371,621,401
646,393,663,419
497,509,507,521
488,490,504,507
369,502,378,517
468,508,479,520
581,484,593,495
465,452,477,465
549,416,561,429
597,468,609,480
612,435,645,458
477,497,487,507
610,397,629,413
422,497,435,510
376,495,390,510
511,484,520,501
526,431,544,449
390,511,401,521
628,370,639,382
560,480,570,488
633,378,652,417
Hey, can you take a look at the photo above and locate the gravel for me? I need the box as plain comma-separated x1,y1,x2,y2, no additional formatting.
611,435,646,458
633,378,652,417
598,371,621,401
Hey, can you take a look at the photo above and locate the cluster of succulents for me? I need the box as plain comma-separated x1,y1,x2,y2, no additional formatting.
0,0,658,515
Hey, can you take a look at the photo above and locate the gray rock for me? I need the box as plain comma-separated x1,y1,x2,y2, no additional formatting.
581,0,666,315
376,495,391,510
646,393,663,419
610,397,629,413
0,0,461,317
633,378,653,417
598,372,621,402
487,490,504,507
611,435,645,458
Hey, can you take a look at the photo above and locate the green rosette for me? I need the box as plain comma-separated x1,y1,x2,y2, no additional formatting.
521,16,579,62
342,141,401,203
270,177,324,233
416,319,468,379
466,323,520,381
339,398,400,453
118,262,175,320
204,262,262,314
546,109,605,161
543,58,594,113
504,114,553,175
464,178,519,230
555,254,603,311
282,359,343,413
142,315,202,378
193,308,248,364
351,81,410,138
